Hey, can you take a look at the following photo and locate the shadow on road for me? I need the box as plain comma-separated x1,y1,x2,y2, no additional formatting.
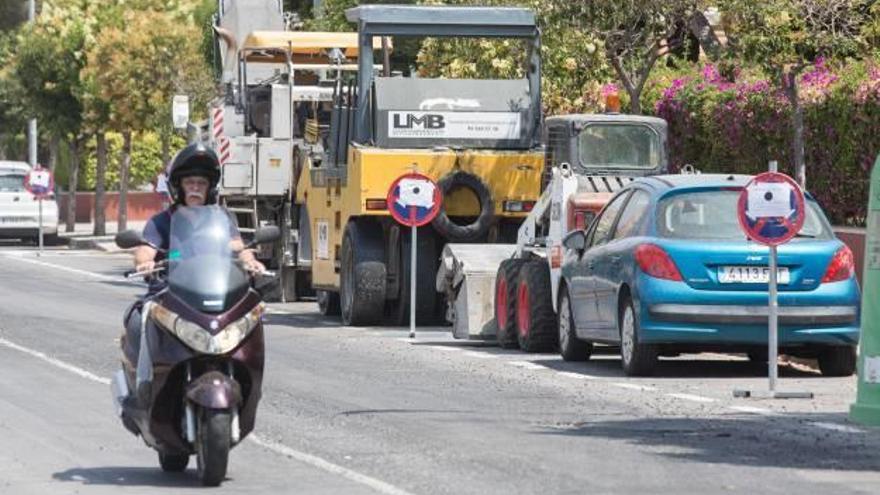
530,356,821,380
535,412,880,472
52,466,214,488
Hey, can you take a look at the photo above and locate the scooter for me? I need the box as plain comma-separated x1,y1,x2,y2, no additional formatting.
110,205,279,486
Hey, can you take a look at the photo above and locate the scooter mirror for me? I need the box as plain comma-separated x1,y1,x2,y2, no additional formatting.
247,226,281,248
115,230,149,249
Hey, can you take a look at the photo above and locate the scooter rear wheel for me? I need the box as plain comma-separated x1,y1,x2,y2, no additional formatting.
196,409,231,486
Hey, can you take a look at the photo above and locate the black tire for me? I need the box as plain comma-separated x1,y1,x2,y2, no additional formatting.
746,350,768,364
515,260,558,352
619,297,657,376
818,346,857,377
393,228,439,325
340,220,386,326
558,285,592,361
494,258,526,349
431,171,494,242
158,452,189,472
196,409,231,487
317,290,340,316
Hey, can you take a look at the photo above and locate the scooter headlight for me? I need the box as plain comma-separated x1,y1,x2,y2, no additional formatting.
150,303,264,355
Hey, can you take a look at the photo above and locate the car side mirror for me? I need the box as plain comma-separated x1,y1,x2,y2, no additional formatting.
246,226,281,249
563,230,587,252
115,230,148,249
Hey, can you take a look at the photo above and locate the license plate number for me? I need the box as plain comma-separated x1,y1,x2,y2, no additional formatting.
718,266,790,284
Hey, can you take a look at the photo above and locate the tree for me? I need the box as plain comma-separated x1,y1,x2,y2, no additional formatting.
722,0,870,187
83,8,214,231
541,0,702,115
13,2,90,231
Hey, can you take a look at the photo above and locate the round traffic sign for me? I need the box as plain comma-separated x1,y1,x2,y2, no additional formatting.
24,166,54,198
386,173,442,227
737,172,806,246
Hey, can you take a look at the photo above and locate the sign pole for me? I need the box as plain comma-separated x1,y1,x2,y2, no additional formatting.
767,159,778,392
410,207,417,339
38,196,43,256
733,160,812,399
768,243,778,392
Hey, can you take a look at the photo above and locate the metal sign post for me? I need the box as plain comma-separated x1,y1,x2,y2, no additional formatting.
734,161,812,399
409,206,418,339
387,172,443,340
25,166,53,257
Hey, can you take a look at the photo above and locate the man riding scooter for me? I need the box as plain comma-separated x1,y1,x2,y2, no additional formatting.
112,142,276,486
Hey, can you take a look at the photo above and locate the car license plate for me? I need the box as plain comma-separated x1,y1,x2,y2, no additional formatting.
718,266,790,284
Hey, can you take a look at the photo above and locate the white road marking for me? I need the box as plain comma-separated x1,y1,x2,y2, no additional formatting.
461,351,497,359
0,333,416,495
666,393,717,403
728,405,775,415
508,361,547,371
248,435,417,495
611,383,657,392
555,371,599,380
0,336,111,385
3,254,141,285
425,346,462,352
808,422,864,434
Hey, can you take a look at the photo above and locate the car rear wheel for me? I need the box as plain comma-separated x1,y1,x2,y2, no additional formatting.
558,285,591,361
619,298,656,376
818,346,856,377
494,258,526,349
515,260,557,352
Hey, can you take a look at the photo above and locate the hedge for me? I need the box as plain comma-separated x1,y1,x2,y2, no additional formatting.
644,59,880,227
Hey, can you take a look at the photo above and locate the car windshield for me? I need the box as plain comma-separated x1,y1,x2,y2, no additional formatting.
167,205,248,313
578,124,661,170
657,190,833,241
0,174,26,192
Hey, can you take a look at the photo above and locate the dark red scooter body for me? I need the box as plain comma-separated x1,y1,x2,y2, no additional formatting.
119,288,264,455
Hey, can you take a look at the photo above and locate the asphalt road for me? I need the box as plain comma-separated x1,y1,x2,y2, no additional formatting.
1,242,879,494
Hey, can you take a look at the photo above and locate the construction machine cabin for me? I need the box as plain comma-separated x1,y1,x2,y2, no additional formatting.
297,5,546,326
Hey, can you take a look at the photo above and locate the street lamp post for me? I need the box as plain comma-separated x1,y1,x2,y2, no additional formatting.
28,0,37,168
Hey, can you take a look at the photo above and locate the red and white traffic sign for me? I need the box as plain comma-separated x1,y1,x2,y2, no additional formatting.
386,173,442,227
737,172,805,246
24,166,53,198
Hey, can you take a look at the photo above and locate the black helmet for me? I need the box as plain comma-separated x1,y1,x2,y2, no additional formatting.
167,142,221,205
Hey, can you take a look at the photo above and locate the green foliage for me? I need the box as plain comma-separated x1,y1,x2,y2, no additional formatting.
79,131,186,190
721,0,870,76
649,58,880,225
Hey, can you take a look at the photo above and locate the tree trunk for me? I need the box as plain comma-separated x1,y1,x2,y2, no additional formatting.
47,135,60,173
161,129,170,171
65,138,81,233
118,130,132,232
784,69,806,188
628,90,642,115
93,131,108,236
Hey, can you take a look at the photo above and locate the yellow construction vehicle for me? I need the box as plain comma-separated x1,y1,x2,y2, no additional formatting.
295,5,545,325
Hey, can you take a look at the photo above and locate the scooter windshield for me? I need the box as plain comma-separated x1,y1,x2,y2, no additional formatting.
167,206,249,313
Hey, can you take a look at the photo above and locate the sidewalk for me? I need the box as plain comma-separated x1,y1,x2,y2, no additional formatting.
59,220,147,252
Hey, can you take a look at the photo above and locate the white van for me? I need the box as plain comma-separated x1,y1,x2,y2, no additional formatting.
0,161,59,244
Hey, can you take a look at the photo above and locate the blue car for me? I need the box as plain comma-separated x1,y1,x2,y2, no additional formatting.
558,174,859,376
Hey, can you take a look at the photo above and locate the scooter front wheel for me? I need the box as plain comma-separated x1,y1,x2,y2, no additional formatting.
196,409,231,486
158,452,189,472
